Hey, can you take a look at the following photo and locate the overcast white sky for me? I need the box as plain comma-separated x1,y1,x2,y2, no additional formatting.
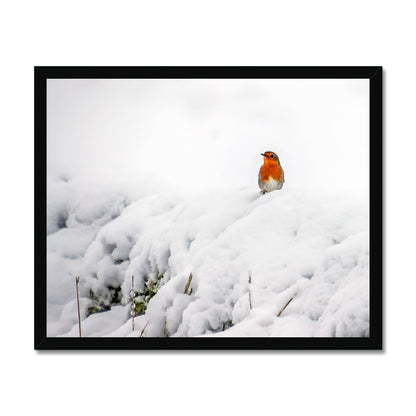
47,78,369,195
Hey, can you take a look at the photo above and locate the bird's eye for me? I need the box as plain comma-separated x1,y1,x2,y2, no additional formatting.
270,155,274,158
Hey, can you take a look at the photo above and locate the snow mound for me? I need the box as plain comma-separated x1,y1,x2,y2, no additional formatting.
47,178,369,338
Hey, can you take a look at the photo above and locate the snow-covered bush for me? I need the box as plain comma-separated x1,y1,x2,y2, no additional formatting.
47,176,369,338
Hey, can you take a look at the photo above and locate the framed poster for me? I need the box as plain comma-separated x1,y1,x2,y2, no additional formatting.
35,66,382,350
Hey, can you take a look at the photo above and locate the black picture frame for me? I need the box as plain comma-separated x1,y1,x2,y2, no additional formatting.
35,66,382,350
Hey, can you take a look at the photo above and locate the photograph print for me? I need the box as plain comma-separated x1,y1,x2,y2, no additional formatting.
35,67,382,349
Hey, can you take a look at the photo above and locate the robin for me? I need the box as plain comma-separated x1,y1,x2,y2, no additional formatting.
258,151,285,194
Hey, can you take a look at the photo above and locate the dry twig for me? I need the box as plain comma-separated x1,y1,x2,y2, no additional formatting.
277,294,296,317
75,276,82,337
131,275,135,332
184,273,193,295
248,273,253,310
140,321,149,337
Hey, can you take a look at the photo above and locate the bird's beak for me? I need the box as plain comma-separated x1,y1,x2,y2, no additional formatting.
261,153,265,157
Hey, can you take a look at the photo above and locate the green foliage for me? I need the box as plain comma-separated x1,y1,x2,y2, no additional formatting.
109,286,122,304
87,274,164,317
87,286,120,316
87,304,110,315
134,301,146,315
131,274,164,316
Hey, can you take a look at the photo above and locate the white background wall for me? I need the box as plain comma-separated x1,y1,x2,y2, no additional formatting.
0,1,412,416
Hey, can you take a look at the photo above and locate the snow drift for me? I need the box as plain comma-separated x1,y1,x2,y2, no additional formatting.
47,176,369,338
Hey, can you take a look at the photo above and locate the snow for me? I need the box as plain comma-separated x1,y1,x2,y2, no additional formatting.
47,176,369,338
45,77,370,338
47,78,369,194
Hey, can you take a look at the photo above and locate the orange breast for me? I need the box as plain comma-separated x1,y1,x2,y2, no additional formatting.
260,163,282,182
